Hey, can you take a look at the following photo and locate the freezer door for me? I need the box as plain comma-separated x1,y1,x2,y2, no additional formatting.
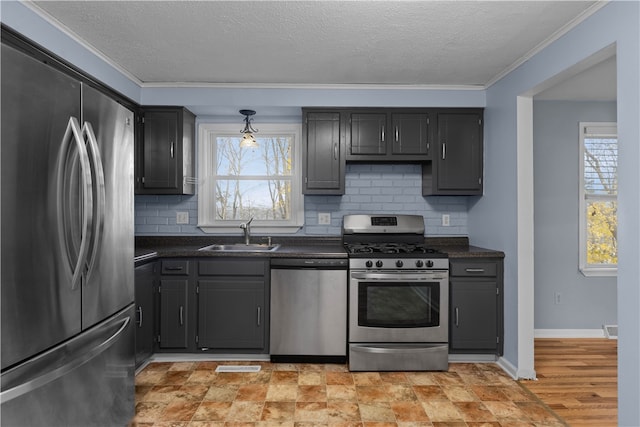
1,43,82,370
0,304,135,426
81,84,135,328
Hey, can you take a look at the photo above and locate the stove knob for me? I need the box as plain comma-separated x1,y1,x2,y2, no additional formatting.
365,260,373,268
376,260,384,268
415,260,424,268
396,260,404,268
426,260,434,268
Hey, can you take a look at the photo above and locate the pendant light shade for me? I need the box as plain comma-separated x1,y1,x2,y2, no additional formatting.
239,109,259,148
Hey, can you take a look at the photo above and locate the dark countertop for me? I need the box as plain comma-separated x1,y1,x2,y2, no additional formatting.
135,235,504,264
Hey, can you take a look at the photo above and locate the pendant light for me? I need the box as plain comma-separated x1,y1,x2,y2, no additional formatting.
239,109,259,148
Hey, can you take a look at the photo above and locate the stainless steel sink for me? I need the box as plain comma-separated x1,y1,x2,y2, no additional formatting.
199,243,280,252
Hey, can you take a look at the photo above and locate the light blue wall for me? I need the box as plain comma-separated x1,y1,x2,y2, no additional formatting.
136,163,469,236
470,3,639,423
533,101,617,329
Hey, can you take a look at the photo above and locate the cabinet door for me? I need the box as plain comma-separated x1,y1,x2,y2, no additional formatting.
349,113,387,155
436,112,483,193
391,113,429,156
450,280,497,351
303,111,344,194
142,110,179,190
159,279,189,349
134,262,156,366
198,279,265,349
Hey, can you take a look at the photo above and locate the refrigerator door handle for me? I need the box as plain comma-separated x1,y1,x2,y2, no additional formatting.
56,117,93,290
0,314,131,404
81,121,106,280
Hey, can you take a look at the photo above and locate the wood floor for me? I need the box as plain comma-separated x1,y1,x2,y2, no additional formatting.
519,338,618,426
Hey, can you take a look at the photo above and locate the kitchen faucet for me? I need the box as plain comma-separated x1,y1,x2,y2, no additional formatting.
239,217,254,245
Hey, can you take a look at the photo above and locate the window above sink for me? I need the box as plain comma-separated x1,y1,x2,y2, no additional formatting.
197,123,304,234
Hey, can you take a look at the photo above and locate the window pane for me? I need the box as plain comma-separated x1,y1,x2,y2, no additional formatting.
216,136,292,176
586,199,617,265
215,179,291,220
584,137,617,195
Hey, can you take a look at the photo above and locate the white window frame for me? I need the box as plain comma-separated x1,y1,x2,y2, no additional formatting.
578,122,617,277
197,123,304,234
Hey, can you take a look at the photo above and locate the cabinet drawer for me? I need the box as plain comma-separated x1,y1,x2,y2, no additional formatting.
450,261,497,277
198,259,265,276
161,260,190,275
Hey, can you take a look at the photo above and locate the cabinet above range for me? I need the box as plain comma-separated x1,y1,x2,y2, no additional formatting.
302,107,483,196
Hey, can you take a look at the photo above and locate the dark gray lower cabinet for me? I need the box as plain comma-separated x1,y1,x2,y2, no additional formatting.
158,259,191,349
198,279,265,350
449,258,503,355
196,259,269,353
134,260,156,367
159,279,189,349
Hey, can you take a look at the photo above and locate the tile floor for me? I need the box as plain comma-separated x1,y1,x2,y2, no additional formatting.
130,361,565,427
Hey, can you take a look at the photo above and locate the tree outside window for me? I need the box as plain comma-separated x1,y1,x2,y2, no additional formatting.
198,123,303,233
580,122,617,275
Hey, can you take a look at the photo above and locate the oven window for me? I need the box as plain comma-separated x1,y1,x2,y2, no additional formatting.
358,282,440,328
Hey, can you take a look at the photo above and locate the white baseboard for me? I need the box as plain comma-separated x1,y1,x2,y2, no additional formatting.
534,329,605,338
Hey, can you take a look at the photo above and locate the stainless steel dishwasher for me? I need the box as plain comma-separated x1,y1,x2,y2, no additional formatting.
270,258,348,363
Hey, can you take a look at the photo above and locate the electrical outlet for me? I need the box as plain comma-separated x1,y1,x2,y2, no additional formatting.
176,211,189,224
442,214,450,226
318,212,331,225
554,292,562,305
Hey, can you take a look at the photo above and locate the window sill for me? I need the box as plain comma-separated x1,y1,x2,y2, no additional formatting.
198,225,302,235
580,266,617,277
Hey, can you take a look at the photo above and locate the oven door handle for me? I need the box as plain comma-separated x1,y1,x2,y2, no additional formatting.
351,272,447,281
351,344,446,355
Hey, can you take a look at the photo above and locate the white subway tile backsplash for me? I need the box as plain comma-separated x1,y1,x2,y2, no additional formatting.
135,163,468,235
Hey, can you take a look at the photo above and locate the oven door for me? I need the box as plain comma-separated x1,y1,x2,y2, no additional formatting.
349,270,448,343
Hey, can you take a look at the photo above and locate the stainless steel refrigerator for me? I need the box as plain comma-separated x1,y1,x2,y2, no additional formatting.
1,40,135,426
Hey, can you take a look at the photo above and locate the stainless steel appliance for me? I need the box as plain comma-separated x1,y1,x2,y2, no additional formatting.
1,41,135,426
343,214,449,371
270,258,348,362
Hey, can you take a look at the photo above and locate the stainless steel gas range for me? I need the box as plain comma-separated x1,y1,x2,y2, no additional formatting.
342,214,449,371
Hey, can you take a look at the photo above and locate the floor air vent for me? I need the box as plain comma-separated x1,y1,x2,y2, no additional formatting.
215,365,262,373
603,324,618,339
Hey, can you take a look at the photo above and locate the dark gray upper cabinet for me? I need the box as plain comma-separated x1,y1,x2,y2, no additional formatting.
423,109,483,195
346,109,431,161
302,110,345,195
391,113,430,157
136,106,195,195
449,258,503,355
349,112,387,156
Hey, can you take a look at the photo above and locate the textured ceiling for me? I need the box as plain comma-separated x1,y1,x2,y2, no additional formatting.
29,0,602,87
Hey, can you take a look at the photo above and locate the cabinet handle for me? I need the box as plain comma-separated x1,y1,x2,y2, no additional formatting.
455,307,459,327
137,306,143,327
395,126,399,143
333,142,338,160
442,142,446,160
170,141,175,158
257,306,261,327
179,306,184,326
381,125,385,142
465,268,485,273
165,266,183,271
